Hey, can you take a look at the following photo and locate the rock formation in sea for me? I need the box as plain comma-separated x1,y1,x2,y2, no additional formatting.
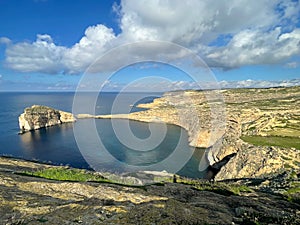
19,105,76,133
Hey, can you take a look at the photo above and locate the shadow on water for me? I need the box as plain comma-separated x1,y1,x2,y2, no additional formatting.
177,147,208,178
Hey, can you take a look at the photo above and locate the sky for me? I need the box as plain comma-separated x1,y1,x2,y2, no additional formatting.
0,0,299,91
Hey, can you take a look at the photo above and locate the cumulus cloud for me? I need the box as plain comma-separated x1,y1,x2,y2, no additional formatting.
0,37,11,45
206,28,300,68
118,0,280,45
5,34,66,74
63,24,117,74
3,0,300,74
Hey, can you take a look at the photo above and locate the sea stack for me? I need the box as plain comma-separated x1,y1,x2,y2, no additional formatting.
18,105,76,133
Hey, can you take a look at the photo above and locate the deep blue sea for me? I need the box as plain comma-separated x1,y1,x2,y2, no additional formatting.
0,92,207,178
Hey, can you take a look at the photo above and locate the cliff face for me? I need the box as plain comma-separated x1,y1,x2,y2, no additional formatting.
19,105,76,133
109,86,300,180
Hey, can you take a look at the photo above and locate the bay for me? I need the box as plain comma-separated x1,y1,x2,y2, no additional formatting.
0,92,207,178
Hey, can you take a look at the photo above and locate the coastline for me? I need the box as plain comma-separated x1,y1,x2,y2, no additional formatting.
15,86,300,181
77,86,300,180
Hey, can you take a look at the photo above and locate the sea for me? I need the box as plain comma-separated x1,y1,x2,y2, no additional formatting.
0,92,207,178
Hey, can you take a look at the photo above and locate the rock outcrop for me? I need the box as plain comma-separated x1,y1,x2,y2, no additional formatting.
19,105,76,133
0,156,299,225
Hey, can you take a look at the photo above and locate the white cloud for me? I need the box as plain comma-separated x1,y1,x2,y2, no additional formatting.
118,0,280,45
100,80,202,92
62,24,116,74
101,78,300,91
0,37,11,45
206,28,300,68
285,61,299,68
5,34,66,74
218,78,300,89
3,0,300,74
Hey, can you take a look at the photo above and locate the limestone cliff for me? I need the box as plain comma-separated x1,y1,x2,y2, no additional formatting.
19,105,76,133
90,86,300,180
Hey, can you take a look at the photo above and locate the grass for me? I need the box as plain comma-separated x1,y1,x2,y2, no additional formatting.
284,182,300,204
268,128,300,138
241,135,300,149
176,177,253,196
22,167,254,196
23,167,107,182
21,167,157,189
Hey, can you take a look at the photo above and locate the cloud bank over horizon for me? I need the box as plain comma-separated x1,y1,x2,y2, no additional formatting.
1,0,300,75
1,76,299,92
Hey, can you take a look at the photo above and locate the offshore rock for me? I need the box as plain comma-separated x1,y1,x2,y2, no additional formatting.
19,105,76,133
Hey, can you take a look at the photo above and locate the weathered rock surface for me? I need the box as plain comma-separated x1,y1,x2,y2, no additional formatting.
19,105,76,133
0,157,299,225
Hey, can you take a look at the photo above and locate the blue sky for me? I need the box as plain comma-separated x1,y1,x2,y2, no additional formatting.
0,0,299,91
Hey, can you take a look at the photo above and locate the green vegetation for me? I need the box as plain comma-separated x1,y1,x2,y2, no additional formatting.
284,182,300,204
176,177,253,196
21,167,157,189
23,167,107,182
255,97,299,109
241,135,300,149
252,99,280,107
194,182,253,196
227,86,300,95
26,105,53,113
22,167,254,196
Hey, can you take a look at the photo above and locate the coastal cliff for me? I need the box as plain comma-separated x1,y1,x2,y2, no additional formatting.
80,86,300,180
133,87,300,180
19,105,76,133
20,87,300,181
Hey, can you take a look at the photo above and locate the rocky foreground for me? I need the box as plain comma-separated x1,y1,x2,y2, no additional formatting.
0,156,299,225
